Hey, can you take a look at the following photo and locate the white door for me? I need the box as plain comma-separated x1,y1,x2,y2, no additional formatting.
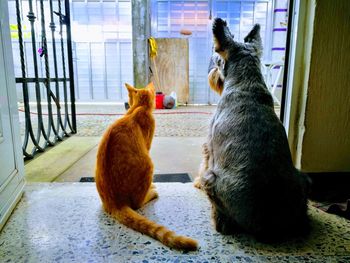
0,0,25,230
0,38,16,186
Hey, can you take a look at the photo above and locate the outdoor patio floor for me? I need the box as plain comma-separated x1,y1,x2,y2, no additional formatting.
24,136,205,183
1,183,350,262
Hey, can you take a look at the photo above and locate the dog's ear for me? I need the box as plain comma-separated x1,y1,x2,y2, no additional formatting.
244,24,263,57
212,18,235,60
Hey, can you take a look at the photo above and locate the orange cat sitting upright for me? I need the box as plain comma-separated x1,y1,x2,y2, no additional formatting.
95,82,198,251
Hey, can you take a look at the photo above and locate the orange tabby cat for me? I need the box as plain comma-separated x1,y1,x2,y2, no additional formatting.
95,82,198,251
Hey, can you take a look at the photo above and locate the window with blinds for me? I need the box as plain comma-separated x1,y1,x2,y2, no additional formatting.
74,0,275,103
71,0,133,101
9,0,273,103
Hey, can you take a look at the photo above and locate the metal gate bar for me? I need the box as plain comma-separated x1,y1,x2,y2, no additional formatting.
14,0,76,160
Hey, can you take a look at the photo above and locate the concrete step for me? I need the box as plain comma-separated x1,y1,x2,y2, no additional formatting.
0,183,349,262
24,137,100,182
25,137,205,183
55,137,205,183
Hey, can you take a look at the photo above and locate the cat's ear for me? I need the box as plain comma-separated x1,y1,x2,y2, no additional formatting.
125,83,137,107
125,83,137,93
146,82,155,92
244,24,262,57
212,18,235,60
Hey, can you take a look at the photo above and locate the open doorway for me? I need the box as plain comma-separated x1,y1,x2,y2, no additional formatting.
3,0,350,261
7,0,293,183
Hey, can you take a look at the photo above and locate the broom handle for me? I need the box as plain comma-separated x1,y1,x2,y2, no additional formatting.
152,57,162,92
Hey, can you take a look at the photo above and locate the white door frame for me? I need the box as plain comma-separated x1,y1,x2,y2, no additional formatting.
0,0,25,231
281,0,316,167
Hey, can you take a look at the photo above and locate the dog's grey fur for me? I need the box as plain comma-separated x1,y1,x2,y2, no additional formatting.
201,18,311,241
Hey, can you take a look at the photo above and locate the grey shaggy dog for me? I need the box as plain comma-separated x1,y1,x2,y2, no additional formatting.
200,18,311,241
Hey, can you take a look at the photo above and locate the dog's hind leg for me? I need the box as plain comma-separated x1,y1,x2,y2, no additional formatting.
212,204,241,235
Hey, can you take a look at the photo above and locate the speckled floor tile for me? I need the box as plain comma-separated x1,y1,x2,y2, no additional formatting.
0,183,349,263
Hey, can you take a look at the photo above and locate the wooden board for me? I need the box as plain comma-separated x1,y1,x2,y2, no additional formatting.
150,38,189,104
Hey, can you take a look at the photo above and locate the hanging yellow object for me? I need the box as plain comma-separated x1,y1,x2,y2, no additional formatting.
148,37,161,91
149,37,158,58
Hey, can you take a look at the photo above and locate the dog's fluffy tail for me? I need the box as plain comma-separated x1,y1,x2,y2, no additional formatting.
112,206,198,251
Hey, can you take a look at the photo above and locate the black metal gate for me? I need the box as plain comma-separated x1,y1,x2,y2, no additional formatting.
13,0,76,160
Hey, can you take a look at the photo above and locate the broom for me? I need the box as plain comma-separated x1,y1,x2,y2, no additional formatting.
148,37,161,92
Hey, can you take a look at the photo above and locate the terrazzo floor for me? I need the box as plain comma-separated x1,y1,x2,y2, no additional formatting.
1,183,350,262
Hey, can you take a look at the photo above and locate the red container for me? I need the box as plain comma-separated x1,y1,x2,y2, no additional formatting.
155,92,165,109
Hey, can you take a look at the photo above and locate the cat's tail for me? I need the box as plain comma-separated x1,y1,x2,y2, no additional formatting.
112,206,198,251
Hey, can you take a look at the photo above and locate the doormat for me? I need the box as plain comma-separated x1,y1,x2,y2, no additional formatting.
79,173,192,183
80,177,95,182
153,173,192,183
